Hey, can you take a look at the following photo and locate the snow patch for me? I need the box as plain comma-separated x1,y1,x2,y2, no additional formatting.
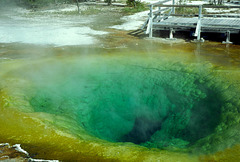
110,11,149,30
187,1,208,5
12,144,29,156
110,0,172,30
13,7,31,14
0,58,11,60
205,8,240,13
29,158,59,162
0,143,10,147
40,5,80,13
141,0,160,4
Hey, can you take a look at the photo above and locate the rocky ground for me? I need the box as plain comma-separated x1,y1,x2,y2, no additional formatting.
0,143,58,162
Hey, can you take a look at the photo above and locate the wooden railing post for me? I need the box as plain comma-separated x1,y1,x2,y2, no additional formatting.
158,6,161,18
172,0,175,14
149,5,153,38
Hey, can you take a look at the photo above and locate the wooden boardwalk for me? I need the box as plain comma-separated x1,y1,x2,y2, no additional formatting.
153,17,240,32
143,1,240,43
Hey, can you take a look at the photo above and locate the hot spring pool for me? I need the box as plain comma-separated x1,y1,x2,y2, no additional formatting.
0,42,240,161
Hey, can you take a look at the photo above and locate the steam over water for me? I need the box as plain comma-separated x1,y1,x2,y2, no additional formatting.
26,55,222,149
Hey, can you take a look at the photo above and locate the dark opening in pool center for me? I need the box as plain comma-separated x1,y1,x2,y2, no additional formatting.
29,63,223,150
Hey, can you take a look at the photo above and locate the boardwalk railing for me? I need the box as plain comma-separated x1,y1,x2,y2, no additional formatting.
143,1,240,42
142,0,174,37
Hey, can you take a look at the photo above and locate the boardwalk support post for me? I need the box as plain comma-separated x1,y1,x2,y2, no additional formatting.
194,5,204,42
197,5,202,41
170,28,174,39
222,30,233,44
167,28,176,40
149,5,153,38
